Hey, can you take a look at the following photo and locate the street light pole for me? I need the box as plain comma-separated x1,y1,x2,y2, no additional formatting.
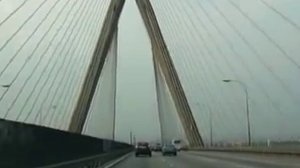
245,88,251,147
133,135,136,146
209,109,213,147
130,131,133,145
1,84,10,88
223,79,251,146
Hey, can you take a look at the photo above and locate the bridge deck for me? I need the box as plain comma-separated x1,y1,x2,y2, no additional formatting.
112,151,300,168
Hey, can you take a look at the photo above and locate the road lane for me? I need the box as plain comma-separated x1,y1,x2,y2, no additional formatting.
112,152,168,168
187,151,300,168
179,152,300,168
112,151,300,168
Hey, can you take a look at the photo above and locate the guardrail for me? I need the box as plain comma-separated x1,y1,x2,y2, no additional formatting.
189,147,300,156
39,148,132,168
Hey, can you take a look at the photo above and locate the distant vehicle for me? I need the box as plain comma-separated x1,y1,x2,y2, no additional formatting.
151,143,162,151
172,139,183,151
135,142,152,157
162,144,177,156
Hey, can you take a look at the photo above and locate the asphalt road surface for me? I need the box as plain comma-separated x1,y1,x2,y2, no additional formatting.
112,151,300,168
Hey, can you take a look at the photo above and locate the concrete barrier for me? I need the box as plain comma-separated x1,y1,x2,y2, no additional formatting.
0,119,132,168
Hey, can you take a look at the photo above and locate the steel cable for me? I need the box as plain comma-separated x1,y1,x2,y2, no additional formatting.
17,0,91,121
46,0,106,127
3,0,76,118
23,0,94,123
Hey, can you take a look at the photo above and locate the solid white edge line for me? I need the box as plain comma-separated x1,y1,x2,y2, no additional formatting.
103,152,132,168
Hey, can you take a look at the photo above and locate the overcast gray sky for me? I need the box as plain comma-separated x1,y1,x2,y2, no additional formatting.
114,0,300,144
0,0,300,145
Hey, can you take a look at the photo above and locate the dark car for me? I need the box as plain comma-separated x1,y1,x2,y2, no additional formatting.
135,142,152,157
162,144,177,156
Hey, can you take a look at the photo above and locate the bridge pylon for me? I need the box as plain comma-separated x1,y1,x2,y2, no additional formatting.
136,0,204,147
69,0,125,133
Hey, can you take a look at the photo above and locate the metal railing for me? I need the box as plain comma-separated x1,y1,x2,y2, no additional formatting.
189,146,300,156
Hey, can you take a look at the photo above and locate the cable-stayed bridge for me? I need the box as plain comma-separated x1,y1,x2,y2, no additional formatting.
0,0,300,167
